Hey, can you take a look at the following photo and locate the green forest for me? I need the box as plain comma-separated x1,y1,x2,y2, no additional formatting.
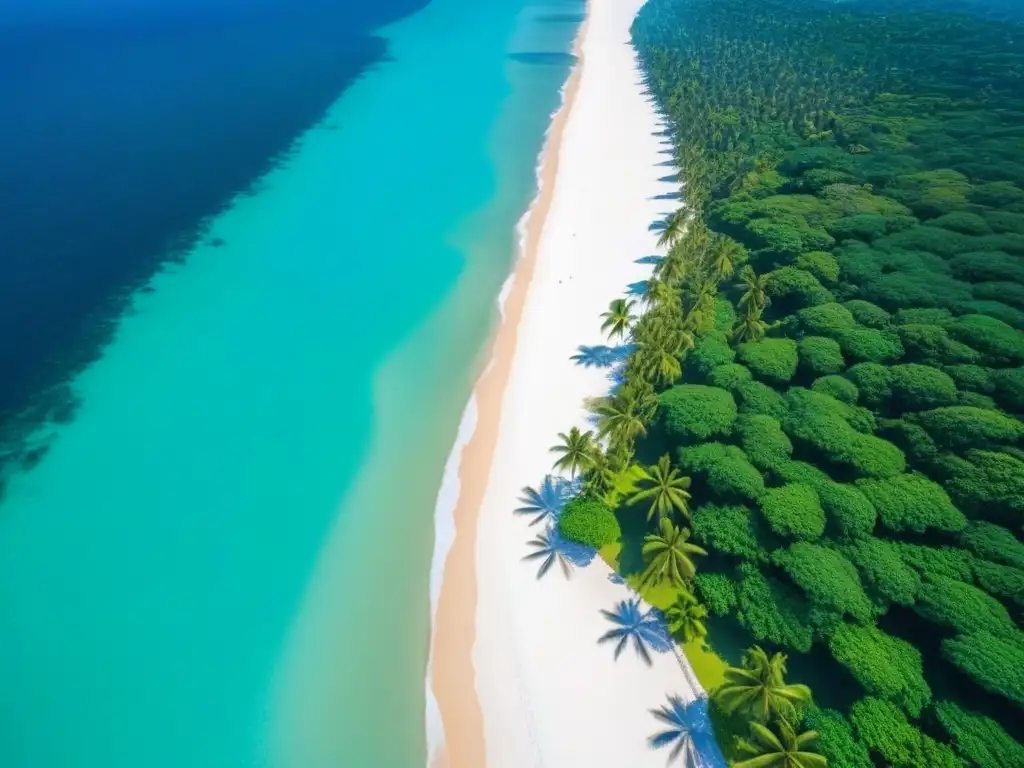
554,0,1024,765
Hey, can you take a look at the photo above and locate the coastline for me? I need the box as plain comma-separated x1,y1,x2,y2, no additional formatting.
426,7,592,766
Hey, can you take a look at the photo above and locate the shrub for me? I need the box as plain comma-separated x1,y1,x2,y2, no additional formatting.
843,537,921,606
896,543,975,582
659,385,738,443
957,299,1024,330
819,481,877,539
737,338,800,384
844,362,892,408
992,367,1024,412
830,212,890,241
802,708,872,768
737,414,793,471
773,542,874,621
714,297,737,333
798,336,845,376
831,626,931,716
850,697,961,768
942,631,1024,707
735,561,814,652
934,700,1024,768
812,375,859,404
959,520,1024,570
798,302,856,336
857,473,966,534
972,559,1024,608
972,280,1024,311
861,271,973,312
915,575,1017,638
897,323,978,366
764,268,835,308
694,572,737,617
558,498,620,547
887,364,958,410
912,406,1024,450
736,379,790,419
758,484,826,540
949,250,1024,284
690,503,761,560
688,336,735,380
679,442,766,502
949,314,1024,366
708,362,752,391
943,363,994,393
795,250,841,283
844,299,890,329
941,449,1024,526
837,325,905,364
926,211,992,235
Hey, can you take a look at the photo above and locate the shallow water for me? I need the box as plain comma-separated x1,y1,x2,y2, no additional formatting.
0,0,582,765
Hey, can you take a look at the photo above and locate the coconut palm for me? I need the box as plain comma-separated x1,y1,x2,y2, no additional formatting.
550,426,596,478
629,453,693,522
738,265,770,312
656,243,688,286
640,519,708,589
710,234,745,282
665,588,708,642
514,475,573,526
732,305,768,343
601,298,637,340
649,695,720,765
583,448,617,501
734,719,827,768
522,529,572,579
657,208,689,249
598,598,672,665
595,390,650,448
714,646,813,723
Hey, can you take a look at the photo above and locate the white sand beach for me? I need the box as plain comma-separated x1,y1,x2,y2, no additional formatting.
429,0,707,765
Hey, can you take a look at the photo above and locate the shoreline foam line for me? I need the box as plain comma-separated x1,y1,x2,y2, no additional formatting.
425,5,591,766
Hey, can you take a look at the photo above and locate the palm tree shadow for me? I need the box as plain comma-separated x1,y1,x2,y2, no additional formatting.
627,280,649,297
522,522,596,579
599,598,673,665
635,254,663,265
514,474,577,526
649,695,729,768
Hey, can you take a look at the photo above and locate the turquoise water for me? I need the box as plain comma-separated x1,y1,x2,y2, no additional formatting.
0,1,582,765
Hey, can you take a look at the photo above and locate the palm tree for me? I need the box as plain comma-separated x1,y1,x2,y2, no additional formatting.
640,519,707,589
522,529,572,579
649,695,718,765
598,598,671,665
595,391,649,448
600,298,636,340
732,304,768,343
583,448,617,501
656,244,688,286
734,719,827,768
628,453,693,522
714,646,813,723
657,208,689,249
665,589,708,642
514,475,573,526
550,426,595,478
738,265,770,312
710,234,744,281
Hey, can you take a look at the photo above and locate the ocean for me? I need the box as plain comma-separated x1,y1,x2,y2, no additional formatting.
0,0,584,765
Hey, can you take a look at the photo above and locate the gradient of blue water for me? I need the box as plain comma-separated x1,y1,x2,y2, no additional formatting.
0,0,583,765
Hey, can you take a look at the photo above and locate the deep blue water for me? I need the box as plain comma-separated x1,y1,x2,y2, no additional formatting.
0,0,425,425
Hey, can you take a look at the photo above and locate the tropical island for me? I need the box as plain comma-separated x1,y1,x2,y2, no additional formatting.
542,0,1024,764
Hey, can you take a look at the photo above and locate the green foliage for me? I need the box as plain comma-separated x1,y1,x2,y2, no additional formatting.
992,367,1024,412
934,700,1024,768
896,542,975,582
558,498,620,547
798,302,855,336
773,542,874,622
843,537,921,607
844,300,890,329
850,697,961,768
912,406,1024,450
736,379,790,419
738,338,800,384
830,625,931,717
944,364,994,394
818,481,877,540
888,364,958,410
876,419,939,464
972,559,1024,608
766,266,835,308
957,300,1024,331
959,521,1024,570
709,362,753,391
737,414,793,471
838,325,905,364
915,575,1017,638
735,562,814,652
798,336,846,377
691,503,761,560
795,250,841,283
942,631,1024,707
659,385,738,444
831,213,890,241
845,362,892,408
689,335,736,380
949,251,1024,284
898,324,979,366
812,374,858,404
694,571,738,617
802,708,872,768
940,449,1024,527
680,442,766,502
972,280,1024,311
857,473,966,534
948,314,1024,366
926,211,992,235
758,484,826,541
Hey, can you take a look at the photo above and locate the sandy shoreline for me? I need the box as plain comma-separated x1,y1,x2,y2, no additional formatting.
429,0,707,764
426,9,592,767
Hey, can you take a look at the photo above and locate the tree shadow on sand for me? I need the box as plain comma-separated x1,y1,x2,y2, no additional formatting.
571,344,634,368
599,598,673,665
523,523,596,579
636,254,663,265
649,695,728,768
514,474,579,527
